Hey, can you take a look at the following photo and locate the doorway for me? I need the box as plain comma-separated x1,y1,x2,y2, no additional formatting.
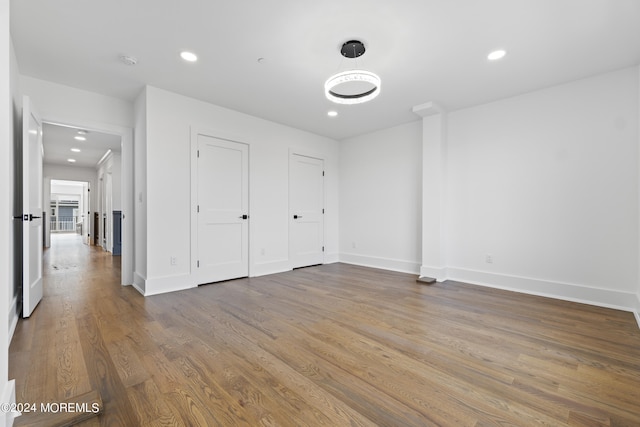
41,122,126,265
48,180,90,245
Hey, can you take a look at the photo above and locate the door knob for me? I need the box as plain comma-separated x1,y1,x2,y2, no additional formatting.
293,215,303,219
238,214,248,220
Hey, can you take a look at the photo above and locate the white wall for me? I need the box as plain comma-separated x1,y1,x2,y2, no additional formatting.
2,0,17,423
133,88,147,292
446,67,639,310
19,76,133,128
637,65,640,328
339,121,422,273
136,86,340,295
50,183,83,196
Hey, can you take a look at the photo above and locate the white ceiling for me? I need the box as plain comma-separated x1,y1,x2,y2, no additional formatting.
11,0,640,141
42,123,121,168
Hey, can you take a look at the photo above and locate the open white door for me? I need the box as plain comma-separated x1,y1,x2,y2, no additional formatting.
22,96,44,317
289,153,324,269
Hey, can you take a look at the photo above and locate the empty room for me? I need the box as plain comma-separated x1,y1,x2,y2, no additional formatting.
1,0,640,426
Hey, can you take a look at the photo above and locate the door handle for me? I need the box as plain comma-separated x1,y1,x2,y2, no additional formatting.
238,214,249,220
29,214,41,221
293,215,303,219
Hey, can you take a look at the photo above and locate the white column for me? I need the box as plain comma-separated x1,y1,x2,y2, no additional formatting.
413,102,447,281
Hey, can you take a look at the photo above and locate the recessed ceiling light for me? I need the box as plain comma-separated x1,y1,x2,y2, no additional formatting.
67,159,76,163
74,136,86,141
327,111,338,117
487,49,507,61
71,148,81,153
180,51,198,62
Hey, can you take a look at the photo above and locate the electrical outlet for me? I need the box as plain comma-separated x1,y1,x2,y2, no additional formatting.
485,254,493,264
170,256,177,266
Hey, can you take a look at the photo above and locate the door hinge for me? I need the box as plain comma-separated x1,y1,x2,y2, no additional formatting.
322,246,325,252
197,150,200,158
322,171,325,177
197,205,200,213
322,208,325,214
197,260,200,268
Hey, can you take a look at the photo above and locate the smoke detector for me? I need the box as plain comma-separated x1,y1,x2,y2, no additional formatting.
119,55,138,66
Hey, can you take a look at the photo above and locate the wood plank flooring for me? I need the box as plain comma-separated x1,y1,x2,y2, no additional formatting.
9,234,640,426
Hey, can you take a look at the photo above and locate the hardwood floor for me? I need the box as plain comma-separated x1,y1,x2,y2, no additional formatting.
9,234,640,426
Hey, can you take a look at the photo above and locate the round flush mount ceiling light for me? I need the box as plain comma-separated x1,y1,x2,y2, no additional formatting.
327,111,338,117
487,49,507,61
67,158,76,163
74,136,86,141
180,51,198,62
325,40,381,105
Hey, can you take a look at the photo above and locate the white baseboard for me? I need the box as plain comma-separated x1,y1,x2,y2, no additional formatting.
447,267,637,313
324,252,340,264
634,293,640,330
8,297,18,345
339,253,420,275
251,259,291,277
132,272,146,295
144,273,194,296
419,265,448,282
131,282,145,296
1,379,17,427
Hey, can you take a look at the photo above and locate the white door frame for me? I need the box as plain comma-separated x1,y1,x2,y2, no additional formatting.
40,117,134,285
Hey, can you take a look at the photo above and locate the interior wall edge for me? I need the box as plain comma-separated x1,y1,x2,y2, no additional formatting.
635,293,640,329
251,259,291,278
419,265,448,282
447,266,638,315
324,253,340,265
7,297,17,345
133,272,146,295
1,379,16,427
143,273,195,296
131,282,145,297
